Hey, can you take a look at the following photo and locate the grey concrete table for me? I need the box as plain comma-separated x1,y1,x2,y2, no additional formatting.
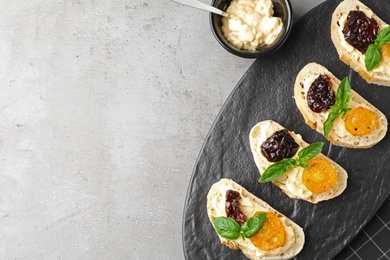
0,0,323,259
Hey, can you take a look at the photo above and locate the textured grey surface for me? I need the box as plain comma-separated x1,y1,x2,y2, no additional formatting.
0,0,322,259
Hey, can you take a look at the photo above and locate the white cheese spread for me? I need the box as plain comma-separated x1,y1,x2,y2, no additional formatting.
222,0,283,50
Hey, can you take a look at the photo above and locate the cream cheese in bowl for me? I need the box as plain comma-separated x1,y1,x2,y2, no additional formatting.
222,0,283,50
210,0,292,58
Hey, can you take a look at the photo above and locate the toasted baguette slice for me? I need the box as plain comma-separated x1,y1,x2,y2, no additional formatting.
294,62,387,148
249,120,348,203
331,0,390,86
207,178,304,259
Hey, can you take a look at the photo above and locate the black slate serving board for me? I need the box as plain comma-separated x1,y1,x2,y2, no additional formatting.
182,0,390,259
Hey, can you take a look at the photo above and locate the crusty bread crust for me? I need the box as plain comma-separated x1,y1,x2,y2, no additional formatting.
331,0,390,86
207,179,305,259
249,120,348,204
294,62,388,148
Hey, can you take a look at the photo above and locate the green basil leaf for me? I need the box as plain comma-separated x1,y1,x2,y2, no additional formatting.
336,77,351,109
297,142,324,162
323,110,339,139
212,217,240,240
259,158,295,183
324,78,352,138
365,44,382,71
298,161,310,169
375,26,390,45
241,213,266,238
331,104,341,113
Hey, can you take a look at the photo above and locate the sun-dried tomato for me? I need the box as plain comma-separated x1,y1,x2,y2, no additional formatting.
225,190,246,226
261,129,299,162
342,10,379,54
307,74,336,113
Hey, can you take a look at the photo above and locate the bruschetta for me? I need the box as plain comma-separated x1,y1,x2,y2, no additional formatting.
249,120,348,203
207,178,305,259
331,0,390,86
294,62,387,148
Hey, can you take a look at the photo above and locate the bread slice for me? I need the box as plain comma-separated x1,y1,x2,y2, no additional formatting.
249,120,348,204
207,178,305,259
294,62,387,148
331,0,390,86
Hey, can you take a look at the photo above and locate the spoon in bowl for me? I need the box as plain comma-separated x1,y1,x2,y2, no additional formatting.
171,0,229,17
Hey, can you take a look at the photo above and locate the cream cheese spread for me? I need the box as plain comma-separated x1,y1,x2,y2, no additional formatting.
222,0,283,50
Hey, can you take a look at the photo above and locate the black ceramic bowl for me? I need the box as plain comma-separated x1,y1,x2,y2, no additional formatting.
210,0,293,58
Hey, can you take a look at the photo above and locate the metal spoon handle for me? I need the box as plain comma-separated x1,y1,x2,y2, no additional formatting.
171,0,228,17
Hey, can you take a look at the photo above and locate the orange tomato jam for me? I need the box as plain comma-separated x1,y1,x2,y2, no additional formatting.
382,44,390,57
302,158,338,194
249,212,285,251
344,106,377,136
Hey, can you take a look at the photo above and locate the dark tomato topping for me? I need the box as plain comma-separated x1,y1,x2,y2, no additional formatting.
261,129,299,162
225,190,246,226
342,10,379,54
307,74,336,113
